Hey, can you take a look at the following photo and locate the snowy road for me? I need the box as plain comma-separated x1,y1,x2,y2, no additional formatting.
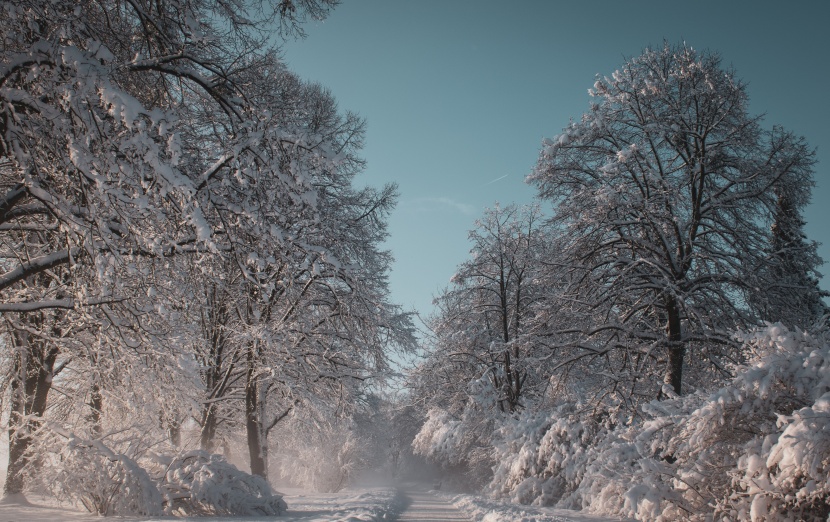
0,487,628,522
397,490,470,521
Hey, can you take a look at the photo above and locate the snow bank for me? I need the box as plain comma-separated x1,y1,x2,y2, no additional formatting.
448,492,627,522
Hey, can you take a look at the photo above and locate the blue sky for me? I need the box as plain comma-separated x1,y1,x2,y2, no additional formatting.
281,1,830,323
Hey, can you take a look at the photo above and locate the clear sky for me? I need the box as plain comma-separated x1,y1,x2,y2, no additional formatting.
280,0,830,324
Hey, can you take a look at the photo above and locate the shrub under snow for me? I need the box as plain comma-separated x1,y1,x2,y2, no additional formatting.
484,324,830,521
412,407,497,490
40,429,286,517
47,432,164,516
158,451,287,516
486,402,607,507
719,325,830,520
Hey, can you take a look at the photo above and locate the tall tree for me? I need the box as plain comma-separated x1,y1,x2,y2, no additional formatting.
408,204,549,484
0,0,338,496
528,43,817,397
750,186,828,329
437,204,547,413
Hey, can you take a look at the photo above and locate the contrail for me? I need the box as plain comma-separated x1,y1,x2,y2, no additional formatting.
484,174,509,185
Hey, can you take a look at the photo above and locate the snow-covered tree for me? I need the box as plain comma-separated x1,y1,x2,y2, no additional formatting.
528,43,817,397
421,204,548,414
1,0,418,499
403,42,827,521
750,186,828,329
207,76,416,481
409,204,549,485
0,0,331,313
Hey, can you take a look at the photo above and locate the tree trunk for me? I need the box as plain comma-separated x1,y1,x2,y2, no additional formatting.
199,283,232,453
167,416,181,447
245,346,267,479
200,403,218,452
5,353,28,496
664,296,685,395
199,342,228,452
87,381,102,437
4,328,58,496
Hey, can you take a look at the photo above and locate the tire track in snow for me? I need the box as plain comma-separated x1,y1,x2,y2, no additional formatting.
397,490,470,521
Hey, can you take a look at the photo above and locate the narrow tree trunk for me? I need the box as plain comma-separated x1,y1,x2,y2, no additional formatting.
199,357,219,451
199,284,231,453
503,350,515,412
665,296,685,395
167,416,181,447
199,344,227,452
245,346,267,479
5,351,28,496
200,403,218,452
87,381,102,437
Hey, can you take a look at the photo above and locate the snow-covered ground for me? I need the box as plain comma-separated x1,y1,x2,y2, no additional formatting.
0,487,403,522
0,486,634,522
446,493,631,522
278,487,403,521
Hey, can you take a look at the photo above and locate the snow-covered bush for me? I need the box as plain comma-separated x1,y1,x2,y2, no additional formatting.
483,324,830,521
612,324,830,521
47,433,163,516
717,325,830,521
412,407,497,490
158,451,286,516
486,402,652,516
37,425,287,517
487,403,606,506
412,409,465,466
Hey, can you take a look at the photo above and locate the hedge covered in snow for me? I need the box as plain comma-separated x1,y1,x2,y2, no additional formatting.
421,324,830,521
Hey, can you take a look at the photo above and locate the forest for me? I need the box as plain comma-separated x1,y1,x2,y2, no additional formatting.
1,1,829,521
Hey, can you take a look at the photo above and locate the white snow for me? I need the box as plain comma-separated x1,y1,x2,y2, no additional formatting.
0,487,403,522
446,492,631,522
0,482,633,522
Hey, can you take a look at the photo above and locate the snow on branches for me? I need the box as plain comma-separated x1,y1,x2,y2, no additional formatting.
528,43,819,398
408,43,827,522
1,0,414,502
480,324,830,521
